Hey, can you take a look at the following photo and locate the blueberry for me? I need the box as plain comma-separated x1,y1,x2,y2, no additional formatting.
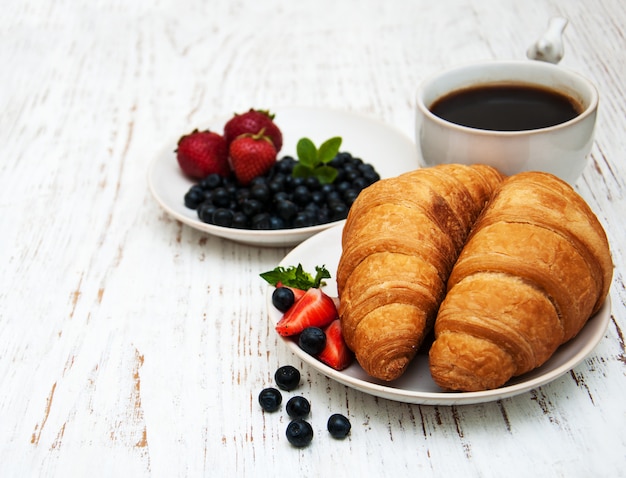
269,216,286,229
241,199,264,217
250,213,271,229
292,185,311,205
212,187,231,208
258,387,282,412
286,419,314,447
276,156,296,174
250,176,268,187
327,413,351,439
363,169,380,184
330,203,349,221
184,187,205,209
325,190,342,205
268,177,285,194
273,191,290,203
276,200,298,221
272,287,295,312
336,181,352,194
200,173,222,190
236,188,251,203
232,212,248,229
316,207,330,224
298,327,326,355
285,396,311,419
250,183,271,203
352,177,370,191
197,202,217,223
212,208,233,227
343,189,360,206
289,176,305,189
358,162,376,175
304,202,320,219
274,365,300,391
311,190,325,205
292,211,315,228
304,176,320,190
320,183,335,196
329,154,346,168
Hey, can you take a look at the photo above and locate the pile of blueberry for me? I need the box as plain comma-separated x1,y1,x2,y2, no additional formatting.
259,365,351,448
183,152,381,230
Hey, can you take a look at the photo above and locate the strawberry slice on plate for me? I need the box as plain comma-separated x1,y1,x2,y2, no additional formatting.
276,282,306,303
317,319,354,371
275,287,338,337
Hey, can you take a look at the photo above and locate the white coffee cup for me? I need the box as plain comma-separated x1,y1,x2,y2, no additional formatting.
415,60,599,184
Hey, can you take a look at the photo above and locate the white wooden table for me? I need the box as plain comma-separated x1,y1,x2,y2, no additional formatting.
1,1,625,476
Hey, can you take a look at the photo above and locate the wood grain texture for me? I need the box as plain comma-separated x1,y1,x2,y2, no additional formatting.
1,0,625,476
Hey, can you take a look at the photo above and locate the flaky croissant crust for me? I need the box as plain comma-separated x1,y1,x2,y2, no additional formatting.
337,164,505,381
429,171,613,392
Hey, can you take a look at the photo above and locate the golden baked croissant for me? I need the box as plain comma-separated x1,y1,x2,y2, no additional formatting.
429,171,613,392
336,164,505,381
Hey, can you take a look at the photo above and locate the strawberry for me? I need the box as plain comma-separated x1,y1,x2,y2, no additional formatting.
176,129,230,179
317,319,354,371
229,130,277,186
275,287,338,337
224,109,283,152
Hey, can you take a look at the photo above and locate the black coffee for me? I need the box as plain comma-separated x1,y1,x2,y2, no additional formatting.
429,83,581,131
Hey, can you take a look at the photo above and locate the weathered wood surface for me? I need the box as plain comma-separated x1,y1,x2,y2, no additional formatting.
1,0,624,476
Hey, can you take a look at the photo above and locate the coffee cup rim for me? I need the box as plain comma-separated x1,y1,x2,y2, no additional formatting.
416,60,599,136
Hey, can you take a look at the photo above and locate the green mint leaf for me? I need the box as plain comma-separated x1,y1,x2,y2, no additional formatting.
317,137,342,164
292,163,314,178
260,264,331,290
296,138,318,168
313,265,331,288
314,165,339,184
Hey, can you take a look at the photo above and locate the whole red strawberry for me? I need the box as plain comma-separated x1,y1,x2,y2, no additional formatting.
224,109,283,152
176,129,230,179
229,129,277,186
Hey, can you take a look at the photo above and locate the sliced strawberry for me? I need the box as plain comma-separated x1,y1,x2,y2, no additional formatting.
275,287,338,337
276,282,306,303
317,319,354,371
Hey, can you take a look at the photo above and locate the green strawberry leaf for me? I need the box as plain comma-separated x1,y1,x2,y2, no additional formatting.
317,137,342,164
260,264,330,289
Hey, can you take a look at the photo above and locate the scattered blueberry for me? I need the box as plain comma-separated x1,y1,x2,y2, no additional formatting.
258,388,282,412
298,327,326,355
274,365,301,391
285,396,311,419
272,287,295,312
286,419,314,447
327,413,351,439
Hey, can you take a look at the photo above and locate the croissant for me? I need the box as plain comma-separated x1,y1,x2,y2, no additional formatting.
429,171,613,392
336,164,505,381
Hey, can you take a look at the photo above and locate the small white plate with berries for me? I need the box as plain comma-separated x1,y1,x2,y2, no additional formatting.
265,222,612,405
148,106,419,247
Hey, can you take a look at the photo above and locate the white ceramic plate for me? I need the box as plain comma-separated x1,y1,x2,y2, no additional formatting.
266,222,612,405
148,106,419,247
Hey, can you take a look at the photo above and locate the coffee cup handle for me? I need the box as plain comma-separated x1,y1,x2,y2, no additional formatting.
527,17,568,64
